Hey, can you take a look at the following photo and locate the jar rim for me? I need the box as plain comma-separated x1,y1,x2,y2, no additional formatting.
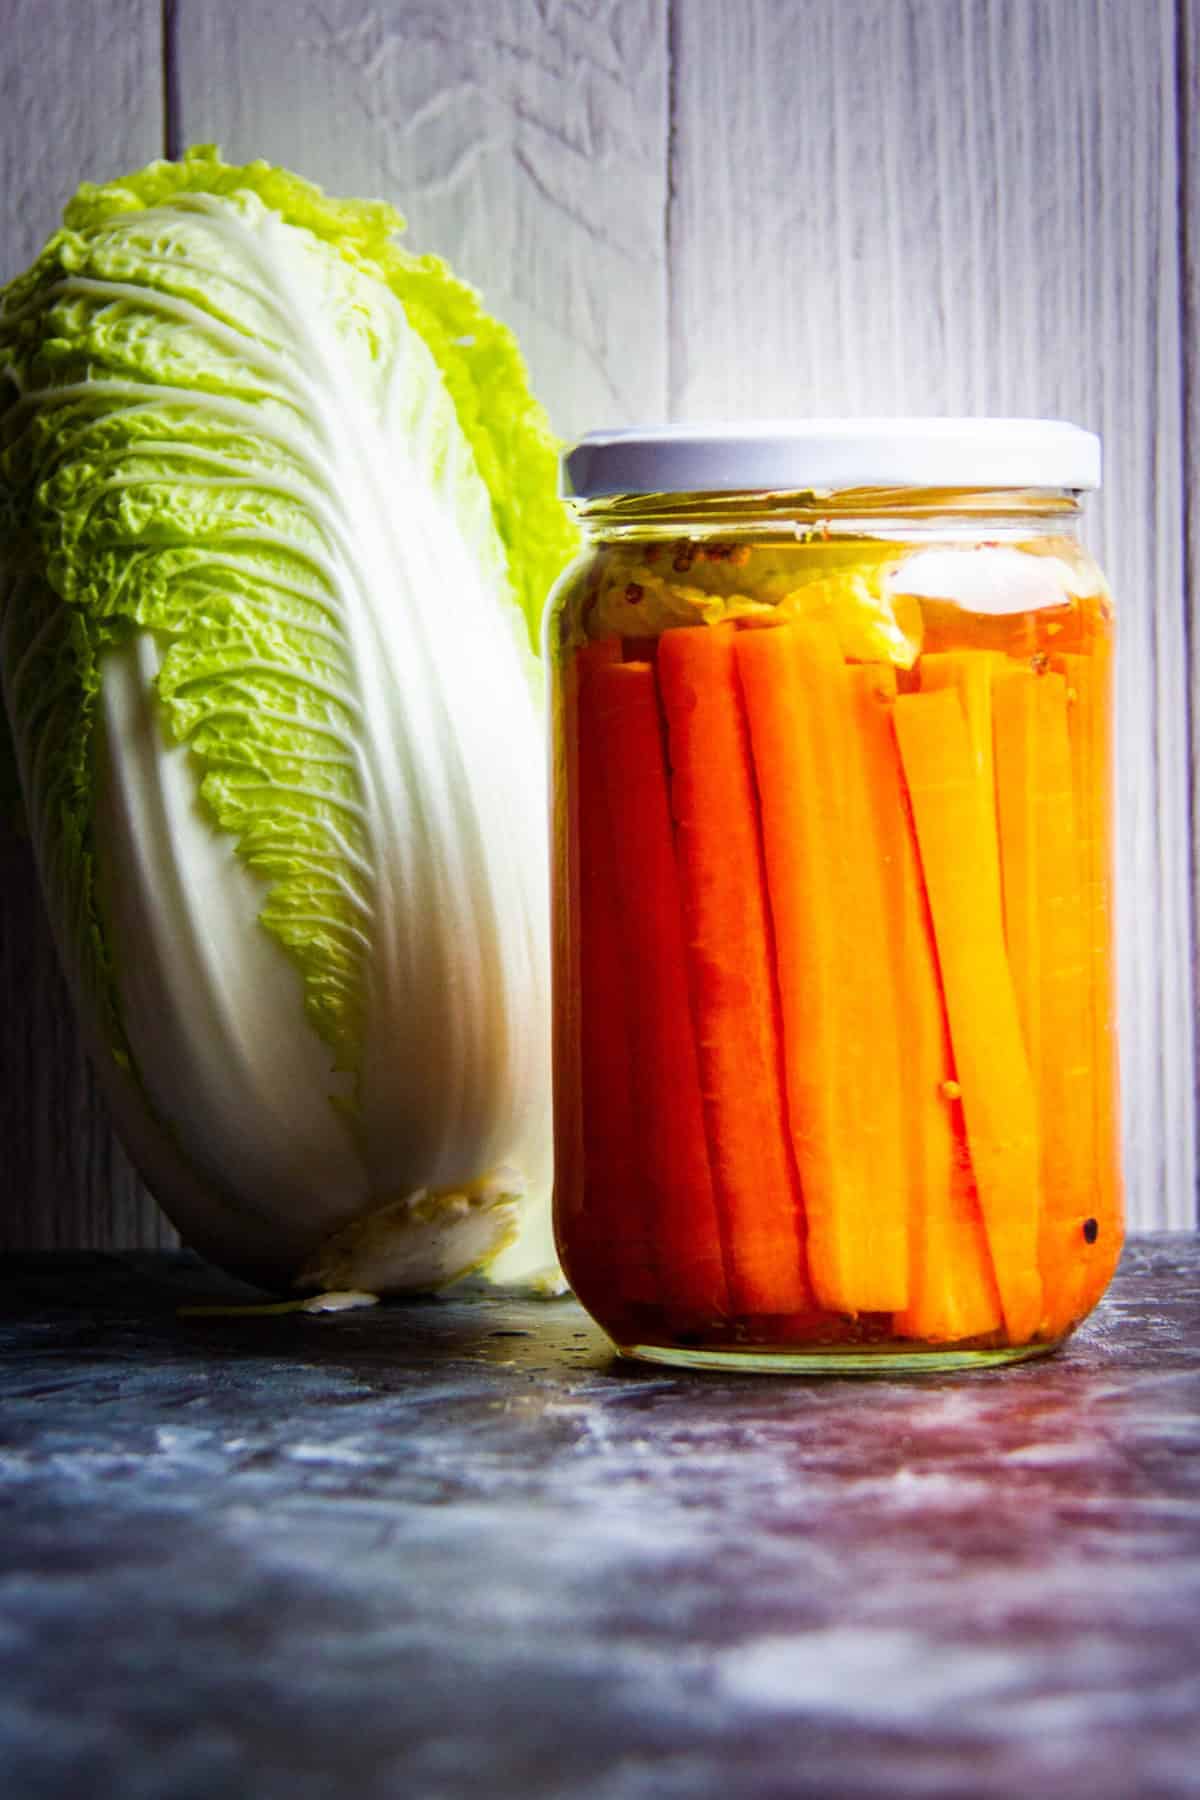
561,417,1101,500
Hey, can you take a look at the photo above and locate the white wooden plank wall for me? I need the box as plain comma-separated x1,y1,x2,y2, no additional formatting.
1186,0,1200,1229
0,0,1195,1242
170,0,670,435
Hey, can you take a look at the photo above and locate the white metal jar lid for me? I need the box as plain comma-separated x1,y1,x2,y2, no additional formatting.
561,418,1102,499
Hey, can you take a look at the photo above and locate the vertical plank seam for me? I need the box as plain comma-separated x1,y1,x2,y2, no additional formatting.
665,0,679,417
163,0,181,161
1177,0,1199,1224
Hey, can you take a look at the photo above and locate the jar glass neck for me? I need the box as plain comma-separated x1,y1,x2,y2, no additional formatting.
571,486,1084,542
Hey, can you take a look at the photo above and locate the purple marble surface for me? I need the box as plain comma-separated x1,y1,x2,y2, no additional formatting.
1,1237,1197,1800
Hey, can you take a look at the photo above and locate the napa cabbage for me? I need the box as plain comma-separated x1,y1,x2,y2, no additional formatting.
0,146,578,1293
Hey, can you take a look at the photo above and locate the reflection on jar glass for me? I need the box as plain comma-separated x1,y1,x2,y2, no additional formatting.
546,421,1122,1373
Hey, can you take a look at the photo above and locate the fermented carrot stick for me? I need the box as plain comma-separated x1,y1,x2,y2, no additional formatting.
657,625,810,1315
917,650,1001,785
849,666,1002,1341
893,686,1043,1343
990,666,1043,1076
572,639,655,1307
993,666,1095,1338
589,660,731,1321
735,621,909,1314
1051,649,1124,1316
919,651,1005,925
551,641,587,1283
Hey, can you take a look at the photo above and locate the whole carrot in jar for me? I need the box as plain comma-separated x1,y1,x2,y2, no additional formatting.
546,420,1120,1372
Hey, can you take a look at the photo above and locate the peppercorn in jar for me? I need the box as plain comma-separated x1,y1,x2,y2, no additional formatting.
546,421,1122,1371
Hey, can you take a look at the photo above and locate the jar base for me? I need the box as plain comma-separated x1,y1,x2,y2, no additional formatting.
614,1337,1068,1376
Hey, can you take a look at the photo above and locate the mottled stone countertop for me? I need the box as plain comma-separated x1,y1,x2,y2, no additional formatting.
1,1238,1198,1800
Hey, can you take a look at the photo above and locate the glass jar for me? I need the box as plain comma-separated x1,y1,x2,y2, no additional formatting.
547,420,1123,1372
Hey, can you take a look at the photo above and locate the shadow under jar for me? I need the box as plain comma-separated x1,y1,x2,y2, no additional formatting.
546,420,1123,1372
